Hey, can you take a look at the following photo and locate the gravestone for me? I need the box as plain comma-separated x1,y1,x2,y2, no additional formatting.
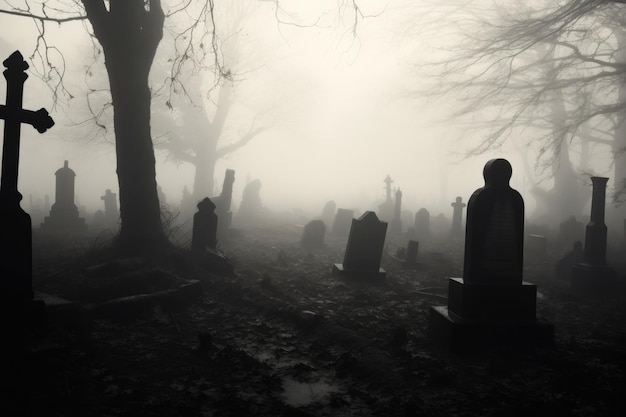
571,177,617,291
41,160,87,234
214,169,235,238
389,189,403,236
429,159,554,350
450,196,466,237
332,211,387,279
320,200,336,227
239,178,263,218
558,216,584,248
0,50,54,324
101,188,119,226
331,208,354,237
301,219,325,249
414,208,430,240
191,197,218,251
404,240,419,266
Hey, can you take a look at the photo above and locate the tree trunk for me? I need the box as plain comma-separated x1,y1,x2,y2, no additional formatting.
83,0,167,253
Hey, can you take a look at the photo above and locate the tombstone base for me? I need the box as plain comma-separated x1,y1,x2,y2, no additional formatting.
571,263,619,294
429,306,554,351
448,278,537,322
332,263,386,280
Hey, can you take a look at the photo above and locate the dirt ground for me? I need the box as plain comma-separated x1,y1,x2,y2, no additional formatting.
5,214,626,417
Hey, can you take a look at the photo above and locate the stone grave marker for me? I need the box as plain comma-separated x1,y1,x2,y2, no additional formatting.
389,189,403,236
320,200,336,227
404,240,419,267
239,178,263,218
429,159,554,350
571,177,617,291
450,196,466,237
558,215,584,248
191,197,218,251
331,208,354,237
215,169,235,238
41,160,87,234
301,219,325,249
0,50,54,322
101,188,119,225
332,211,387,279
414,208,430,240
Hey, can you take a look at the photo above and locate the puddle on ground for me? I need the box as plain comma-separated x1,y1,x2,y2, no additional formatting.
281,377,339,406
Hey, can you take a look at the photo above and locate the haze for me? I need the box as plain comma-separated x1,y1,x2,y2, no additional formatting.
0,1,616,225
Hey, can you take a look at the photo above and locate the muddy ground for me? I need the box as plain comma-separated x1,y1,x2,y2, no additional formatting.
5,215,626,416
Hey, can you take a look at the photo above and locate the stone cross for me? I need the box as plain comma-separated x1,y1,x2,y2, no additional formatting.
0,51,54,304
101,189,118,223
450,196,466,236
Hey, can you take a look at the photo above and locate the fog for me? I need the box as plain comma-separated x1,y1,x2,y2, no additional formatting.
0,1,615,224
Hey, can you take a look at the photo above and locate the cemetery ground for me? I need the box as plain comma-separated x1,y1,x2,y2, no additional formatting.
8,215,626,417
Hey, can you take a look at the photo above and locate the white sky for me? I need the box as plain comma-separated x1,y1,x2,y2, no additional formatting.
0,0,612,221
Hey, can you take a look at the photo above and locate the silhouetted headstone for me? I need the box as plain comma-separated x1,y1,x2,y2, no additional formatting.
0,50,53,323
558,216,584,248
404,240,419,266
450,196,466,237
331,208,354,237
191,197,217,251
320,200,336,227
414,208,430,240
571,177,616,291
101,188,119,226
429,159,554,350
301,219,325,249
239,178,263,218
389,189,403,236
41,161,87,234
332,211,387,279
215,169,235,238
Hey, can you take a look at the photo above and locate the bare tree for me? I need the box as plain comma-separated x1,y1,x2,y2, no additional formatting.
411,0,626,205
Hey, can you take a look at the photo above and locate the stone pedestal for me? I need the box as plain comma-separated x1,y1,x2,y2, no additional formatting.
429,278,554,351
331,263,386,280
571,263,618,294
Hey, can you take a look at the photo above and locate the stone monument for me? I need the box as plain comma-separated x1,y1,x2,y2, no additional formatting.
41,160,87,234
429,159,554,350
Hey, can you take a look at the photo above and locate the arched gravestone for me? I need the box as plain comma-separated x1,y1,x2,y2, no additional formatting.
429,159,554,350
301,219,325,249
41,160,87,234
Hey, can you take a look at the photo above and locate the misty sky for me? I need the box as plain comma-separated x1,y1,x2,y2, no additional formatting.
0,1,614,221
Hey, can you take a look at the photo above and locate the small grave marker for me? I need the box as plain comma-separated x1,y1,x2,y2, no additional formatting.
450,196,466,237
301,219,325,249
332,211,387,279
331,208,354,237
41,160,87,233
191,197,218,251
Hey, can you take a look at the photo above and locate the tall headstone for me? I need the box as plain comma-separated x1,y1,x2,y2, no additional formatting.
450,196,466,237
41,161,87,234
101,188,119,226
320,200,336,228
571,177,616,291
414,208,430,240
429,159,554,350
215,169,235,238
191,197,218,251
238,178,263,218
332,211,387,279
331,208,354,238
389,189,403,236
0,50,53,321
301,219,325,249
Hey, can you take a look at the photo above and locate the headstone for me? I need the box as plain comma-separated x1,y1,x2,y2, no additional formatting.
558,216,584,248
554,241,583,280
414,208,430,240
215,169,235,238
332,211,387,279
331,208,354,237
0,50,53,323
320,200,336,228
429,159,554,350
238,178,263,218
378,175,394,222
450,196,466,237
389,189,403,236
41,160,87,234
191,197,217,251
301,219,325,249
571,177,616,291
101,188,119,226
404,240,419,266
